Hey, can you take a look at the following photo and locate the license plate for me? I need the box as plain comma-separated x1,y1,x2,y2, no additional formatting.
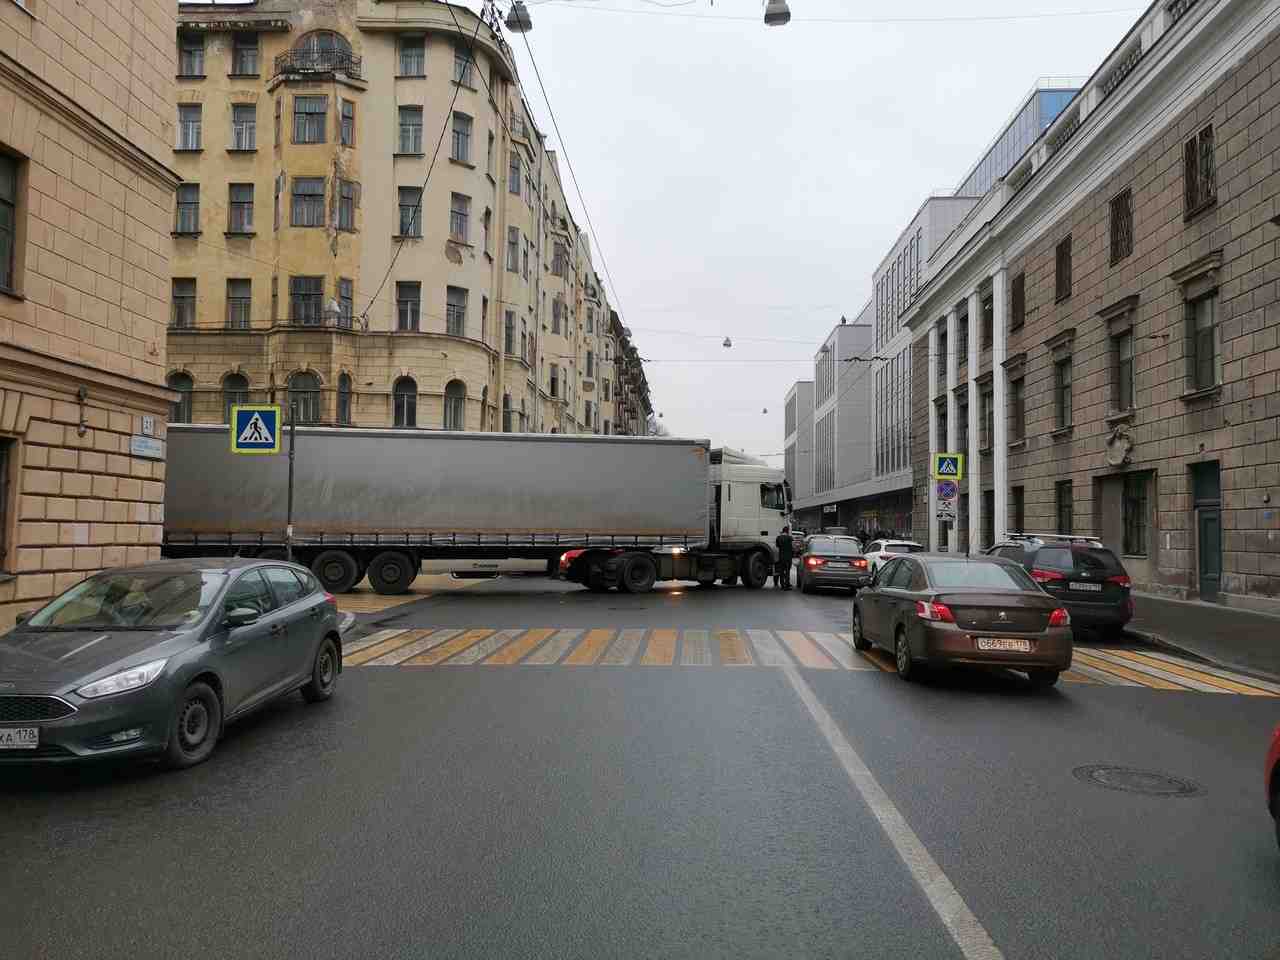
827,561,848,567
0,727,38,750
1069,582,1103,592
976,637,1032,652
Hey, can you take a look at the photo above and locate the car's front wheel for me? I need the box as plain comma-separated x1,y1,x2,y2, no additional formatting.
850,608,871,651
161,681,222,770
302,636,339,703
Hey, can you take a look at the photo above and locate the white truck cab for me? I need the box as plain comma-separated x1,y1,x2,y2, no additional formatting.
710,448,789,555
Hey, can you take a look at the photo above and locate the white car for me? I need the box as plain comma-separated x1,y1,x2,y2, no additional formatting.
862,539,925,575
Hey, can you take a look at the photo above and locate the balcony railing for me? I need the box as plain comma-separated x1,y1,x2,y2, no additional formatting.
273,49,363,81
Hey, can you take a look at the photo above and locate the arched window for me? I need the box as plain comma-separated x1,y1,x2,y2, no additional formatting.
288,372,321,423
337,373,352,425
393,376,417,428
168,373,193,423
294,30,351,63
502,393,512,433
223,373,249,424
443,379,466,431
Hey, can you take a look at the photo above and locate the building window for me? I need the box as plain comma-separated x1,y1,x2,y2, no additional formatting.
982,490,995,550
1055,480,1073,535
168,373,193,423
449,192,470,243
231,32,259,75
980,388,993,449
337,278,353,327
482,208,491,255
398,105,423,154
1010,272,1025,329
178,33,204,77
604,420,610,435
956,392,968,451
505,226,519,272
1123,474,1148,556
271,275,278,320
956,312,968,363
1113,329,1134,411
1110,188,1133,264
223,374,249,423
1011,485,1025,534
396,281,420,331
551,298,562,334
602,378,610,401
586,307,594,333
552,242,567,277
502,394,512,432
1054,357,1072,429
177,104,202,149
226,279,251,328
520,320,528,360
1186,292,1217,390
338,180,357,231
1009,377,1025,442
481,296,488,342
291,177,325,227
451,112,472,162
508,150,520,194
274,98,281,145
446,286,467,337
487,131,495,176
1055,235,1072,302
550,363,560,398
521,237,529,279
444,379,466,430
981,294,993,349
453,46,475,87
0,155,18,291
337,373,352,425
397,186,422,237
934,399,947,451
586,351,595,378
273,174,281,230
289,373,322,424
171,279,196,328
293,95,327,144
399,36,425,76
289,276,323,325
340,99,355,146
1184,124,1216,217
227,183,253,233
393,377,417,427
175,184,200,233
504,310,515,353
231,104,256,150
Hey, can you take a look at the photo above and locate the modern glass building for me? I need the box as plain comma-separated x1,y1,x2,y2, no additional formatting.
955,83,1081,197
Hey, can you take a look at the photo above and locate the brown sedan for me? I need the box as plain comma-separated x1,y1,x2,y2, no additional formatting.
850,553,1073,688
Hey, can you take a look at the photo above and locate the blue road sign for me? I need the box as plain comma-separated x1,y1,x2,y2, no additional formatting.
231,405,281,455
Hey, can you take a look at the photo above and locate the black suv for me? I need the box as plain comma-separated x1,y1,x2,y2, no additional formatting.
985,534,1134,637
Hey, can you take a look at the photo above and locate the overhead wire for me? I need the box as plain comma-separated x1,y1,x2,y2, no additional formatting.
525,2,1144,25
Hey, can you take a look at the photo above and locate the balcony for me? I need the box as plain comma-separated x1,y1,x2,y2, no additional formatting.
273,49,363,81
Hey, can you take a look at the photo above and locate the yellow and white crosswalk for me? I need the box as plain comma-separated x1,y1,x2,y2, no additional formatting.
340,626,1280,696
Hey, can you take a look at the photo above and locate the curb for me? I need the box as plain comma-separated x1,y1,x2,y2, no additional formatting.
1122,626,1280,686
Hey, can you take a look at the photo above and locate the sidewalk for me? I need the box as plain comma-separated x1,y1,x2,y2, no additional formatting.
1126,592,1280,682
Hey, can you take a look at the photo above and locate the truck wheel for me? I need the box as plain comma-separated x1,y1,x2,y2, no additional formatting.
619,553,657,594
742,551,770,589
368,551,417,595
312,550,360,594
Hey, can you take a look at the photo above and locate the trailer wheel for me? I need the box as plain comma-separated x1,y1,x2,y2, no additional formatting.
368,551,417,595
619,553,657,594
312,550,360,594
742,550,770,590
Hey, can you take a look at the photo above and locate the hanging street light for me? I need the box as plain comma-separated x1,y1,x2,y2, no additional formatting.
722,336,733,348
505,0,533,33
763,0,791,27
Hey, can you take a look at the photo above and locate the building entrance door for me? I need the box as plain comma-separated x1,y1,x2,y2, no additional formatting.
1191,461,1221,602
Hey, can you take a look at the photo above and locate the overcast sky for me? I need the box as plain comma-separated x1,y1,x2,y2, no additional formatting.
496,0,1142,460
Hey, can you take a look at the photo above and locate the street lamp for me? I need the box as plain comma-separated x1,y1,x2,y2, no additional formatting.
505,0,533,33
764,0,791,26
722,336,733,348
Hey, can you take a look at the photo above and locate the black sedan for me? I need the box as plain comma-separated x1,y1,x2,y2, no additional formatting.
851,553,1073,688
796,536,871,594
0,558,341,768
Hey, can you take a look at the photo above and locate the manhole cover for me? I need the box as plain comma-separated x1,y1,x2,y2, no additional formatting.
1072,764,1203,798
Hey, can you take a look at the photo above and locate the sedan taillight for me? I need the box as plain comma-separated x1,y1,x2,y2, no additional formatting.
853,558,868,569
1048,607,1071,627
1107,574,1132,588
1031,568,1066,584
915,600,955,623
806,556,826,568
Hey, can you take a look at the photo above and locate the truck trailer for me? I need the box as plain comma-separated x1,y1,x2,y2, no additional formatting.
162,425,790,595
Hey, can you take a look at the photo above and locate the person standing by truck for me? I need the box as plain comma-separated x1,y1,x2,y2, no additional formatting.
774,526,794,590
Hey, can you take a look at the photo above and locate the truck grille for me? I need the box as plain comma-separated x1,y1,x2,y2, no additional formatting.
0,696,76,722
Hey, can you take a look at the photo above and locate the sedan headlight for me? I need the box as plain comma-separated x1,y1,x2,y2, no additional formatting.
76,659,168,699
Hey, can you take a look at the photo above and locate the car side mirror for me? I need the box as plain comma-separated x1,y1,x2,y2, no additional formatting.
225,607,260,628
14,611,31,626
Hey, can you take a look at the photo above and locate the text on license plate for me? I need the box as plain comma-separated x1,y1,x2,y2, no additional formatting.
827,561,847,567
0,727,39,750
976,637,1032,652
1069,582,1103,591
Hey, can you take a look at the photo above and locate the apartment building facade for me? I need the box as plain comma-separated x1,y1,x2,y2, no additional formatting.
784,380,814,526
0,0,182,628
909,0,1280,609
167,0,637,438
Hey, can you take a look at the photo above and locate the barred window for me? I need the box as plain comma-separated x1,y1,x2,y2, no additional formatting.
398,106,423,154
396,281,420,331
1186,292,1217,390
1184,124,1216,216
293,95,327,144
449,192,470,243
0,156,18,291
227,183,253,233
446,286,467,337
168,373,193,423
232,33,259,75
179,33,204,77
171,279,196,328
289,276,323,325
177,104,201,150
444,380,466,430
226,279,251,328
453,46,475,87
1123,474,1148,556
1110,188,1133,264
393,377,417,427
231,104,256,150
1055,235,1072,302
175,184,200,233
291,177,325,227
289,372,322,424
451,112,472,163
398,186,421,237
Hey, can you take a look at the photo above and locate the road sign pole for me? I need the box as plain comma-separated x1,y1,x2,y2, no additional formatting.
286,402,296,563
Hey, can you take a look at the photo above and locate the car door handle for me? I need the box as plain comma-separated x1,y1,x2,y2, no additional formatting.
269,624,285,636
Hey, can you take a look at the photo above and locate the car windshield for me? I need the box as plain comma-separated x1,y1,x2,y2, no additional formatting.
808,537,861,556
26,571,228,630
926,561,1037,590
1038,546,1123,573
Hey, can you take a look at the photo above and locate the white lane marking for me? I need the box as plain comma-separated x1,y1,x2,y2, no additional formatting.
1066,661,1140,686
1132,649,1280,694
446,629,525,665
601,628,645,665
782,665,1004,960
524,628,584,665
367,629,461,666
681,629,712,665
1082,649,1225,693
341,629,408,655
747,629,793,666
809,632,872,670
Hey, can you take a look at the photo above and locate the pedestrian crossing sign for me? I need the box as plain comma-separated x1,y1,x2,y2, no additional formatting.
230,405,281,455
933,452,964,481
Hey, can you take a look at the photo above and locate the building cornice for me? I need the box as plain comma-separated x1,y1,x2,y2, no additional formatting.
0,344,175,411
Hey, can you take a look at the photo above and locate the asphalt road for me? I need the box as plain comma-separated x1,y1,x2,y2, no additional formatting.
3,578,1278,959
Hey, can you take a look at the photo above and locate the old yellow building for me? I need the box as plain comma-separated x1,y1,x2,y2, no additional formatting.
167,0,646,438
0,0,182,628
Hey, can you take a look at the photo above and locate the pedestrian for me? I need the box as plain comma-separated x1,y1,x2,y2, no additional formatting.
775,525,794,590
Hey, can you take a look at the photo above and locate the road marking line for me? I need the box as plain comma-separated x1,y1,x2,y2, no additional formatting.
1103,648,1280,696
641,629,677,665
861,648,895,672
837,632,854,645
680,629,712,665
366,629,461,666
1138,649,1280,694
564,629,615,665
1061,669,1101,685
446,629,526,665
778,631,837,669
524,628,584,665
1071,650,1187,690
1082,648,1231,694
809,632,872,670
601,628,645,665
484,628,556,664
717,628,753,666
342,629,408,655
1067,660,1141,686
406,628,494,666
782,665,1004,960
344,630,432,666
748,629,793,667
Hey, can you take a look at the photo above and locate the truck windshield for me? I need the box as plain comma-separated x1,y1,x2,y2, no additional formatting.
760,484,786,510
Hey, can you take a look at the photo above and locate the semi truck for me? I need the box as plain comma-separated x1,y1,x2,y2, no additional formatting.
162,425,790,595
